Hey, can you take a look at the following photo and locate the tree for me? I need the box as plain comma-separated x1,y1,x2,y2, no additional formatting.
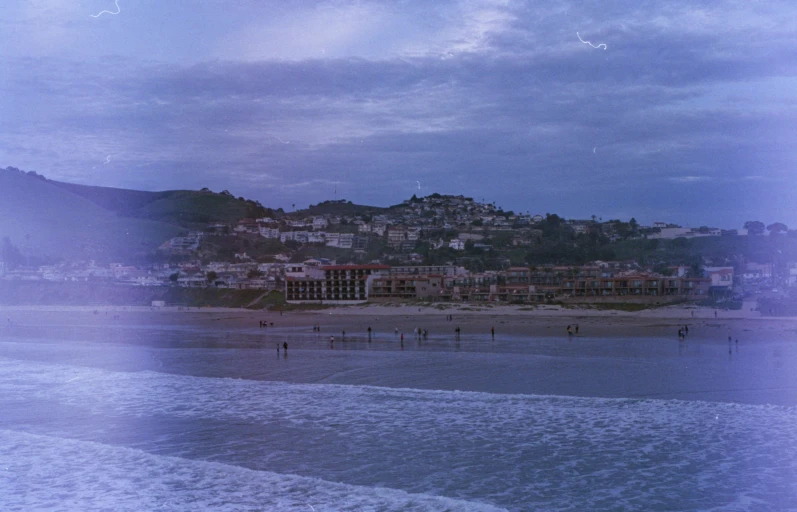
767,222,788,235
169,272,179,283
687,261,703,278
744,221,765,235
206,271,218,283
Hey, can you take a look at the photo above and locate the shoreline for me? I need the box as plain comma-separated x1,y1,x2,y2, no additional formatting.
3,302,797,343
0,299,780,319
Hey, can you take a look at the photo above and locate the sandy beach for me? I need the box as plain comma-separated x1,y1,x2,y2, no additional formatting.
3,301,797,343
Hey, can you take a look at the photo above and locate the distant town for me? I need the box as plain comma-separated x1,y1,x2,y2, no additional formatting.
2,191,794,307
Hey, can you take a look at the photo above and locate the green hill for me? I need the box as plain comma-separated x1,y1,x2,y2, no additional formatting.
0,168,182,262
49,181,276,228
303,199,388,218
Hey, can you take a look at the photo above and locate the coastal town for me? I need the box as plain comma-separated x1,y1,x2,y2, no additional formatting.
2,194,793,307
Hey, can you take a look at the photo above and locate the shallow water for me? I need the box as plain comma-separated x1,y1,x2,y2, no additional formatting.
1,322,796,510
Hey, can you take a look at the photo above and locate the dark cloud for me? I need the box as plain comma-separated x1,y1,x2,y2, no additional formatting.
2,0,796,228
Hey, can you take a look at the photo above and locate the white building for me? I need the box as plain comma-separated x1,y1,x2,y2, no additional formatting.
308,232,325,244
449,239,465,251
338,233,354,249
704,266,734,291
281,231,310,243
259,227,280,239
287,219,312,228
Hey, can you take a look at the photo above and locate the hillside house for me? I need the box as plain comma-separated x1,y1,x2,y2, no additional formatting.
259,227,280,239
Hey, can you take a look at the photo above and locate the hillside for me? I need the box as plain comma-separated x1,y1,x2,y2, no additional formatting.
50,180,275,228
303,199,389,218
0,168,182,262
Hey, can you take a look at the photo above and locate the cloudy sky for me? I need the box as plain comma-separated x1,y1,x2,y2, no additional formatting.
2,0,795,228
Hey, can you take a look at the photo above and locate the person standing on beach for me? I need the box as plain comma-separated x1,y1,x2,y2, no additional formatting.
567,325,572,336
283,342,288,353
491,326,495,339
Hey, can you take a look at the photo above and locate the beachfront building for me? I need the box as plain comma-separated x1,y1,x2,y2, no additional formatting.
704,266,734,296
369,275,444,301
286,263,711,304
285,264,389,304
505,267,531,285
435,266,709,303
388,265,460,276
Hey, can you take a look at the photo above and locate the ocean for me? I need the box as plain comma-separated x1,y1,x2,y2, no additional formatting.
1,319,796,511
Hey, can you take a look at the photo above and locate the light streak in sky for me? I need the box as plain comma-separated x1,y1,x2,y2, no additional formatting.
271,135,290,144
104,155,111,164
90,0,120,18
417,181,421,190
577,32,606,50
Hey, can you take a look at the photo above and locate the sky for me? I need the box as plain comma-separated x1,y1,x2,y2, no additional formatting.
1,0,796,229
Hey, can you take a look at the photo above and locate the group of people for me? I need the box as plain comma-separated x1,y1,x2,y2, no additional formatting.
678,325,689,339
259,320,274,328
566,324,579,336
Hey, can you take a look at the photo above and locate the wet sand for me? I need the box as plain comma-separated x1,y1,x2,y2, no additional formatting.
2,301,796,343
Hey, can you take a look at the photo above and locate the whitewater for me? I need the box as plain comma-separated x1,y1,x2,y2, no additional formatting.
1,321,796,511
